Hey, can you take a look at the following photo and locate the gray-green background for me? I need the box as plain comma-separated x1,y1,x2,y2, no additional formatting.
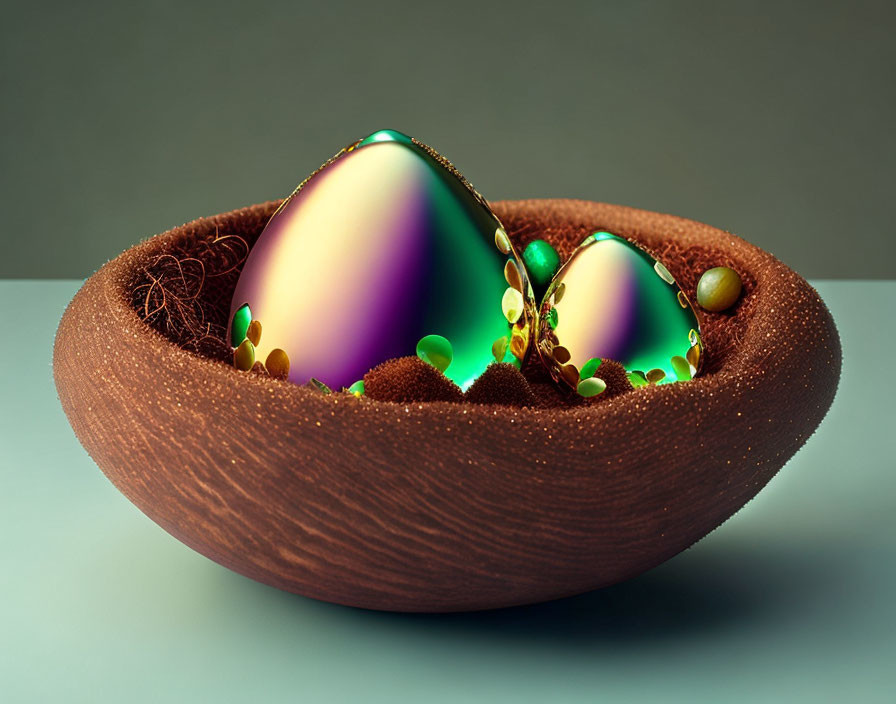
2,0,894,279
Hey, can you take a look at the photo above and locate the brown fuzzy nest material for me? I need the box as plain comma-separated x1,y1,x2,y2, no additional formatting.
124,200,755,405
365,357,464,404
129,227,250,363
53,199,840,612
464,363,538,407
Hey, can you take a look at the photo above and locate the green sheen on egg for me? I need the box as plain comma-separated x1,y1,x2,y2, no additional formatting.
537,232,703,387
228,129,536,391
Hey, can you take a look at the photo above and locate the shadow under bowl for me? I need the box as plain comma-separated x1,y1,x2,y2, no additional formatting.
53,198,841,612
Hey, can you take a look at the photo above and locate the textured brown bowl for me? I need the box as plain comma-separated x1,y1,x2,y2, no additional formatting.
53,199,840,612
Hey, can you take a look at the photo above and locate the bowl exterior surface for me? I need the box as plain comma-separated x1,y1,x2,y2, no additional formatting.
53,199,841,611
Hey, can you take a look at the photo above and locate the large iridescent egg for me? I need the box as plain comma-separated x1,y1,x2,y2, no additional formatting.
228,129,536,391
537,232,704,389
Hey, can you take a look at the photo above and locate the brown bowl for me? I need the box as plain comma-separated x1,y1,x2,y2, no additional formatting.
53,198,840,612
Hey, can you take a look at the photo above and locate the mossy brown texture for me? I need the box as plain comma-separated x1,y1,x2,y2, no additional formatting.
589,359,632,400
364,356,464,404
464,363,538,407
53,198,841,612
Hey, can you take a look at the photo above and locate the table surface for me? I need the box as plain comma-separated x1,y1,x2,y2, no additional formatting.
2,280,894,703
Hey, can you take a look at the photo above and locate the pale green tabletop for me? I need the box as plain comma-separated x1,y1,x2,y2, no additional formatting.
1,281,894,703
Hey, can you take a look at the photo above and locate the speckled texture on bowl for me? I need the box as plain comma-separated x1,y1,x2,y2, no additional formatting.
53,199,840,612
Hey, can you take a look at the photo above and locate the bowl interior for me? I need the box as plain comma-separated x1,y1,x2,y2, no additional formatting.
127,199,756,406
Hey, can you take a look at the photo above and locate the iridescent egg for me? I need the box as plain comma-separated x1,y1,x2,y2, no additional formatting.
228,129,536,391
537,232,703,387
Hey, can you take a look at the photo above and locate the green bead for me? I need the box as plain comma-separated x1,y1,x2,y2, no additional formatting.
348,379,365,396
671,355,692,381
522,239,561,289
628,371,649,388
491,336,509,363
307,378,332,394
576,377,607,397
233,338,256,371
230,303,251,348
416,334,453,373
697,267,742,312
579,357,602,380
502,287,524,324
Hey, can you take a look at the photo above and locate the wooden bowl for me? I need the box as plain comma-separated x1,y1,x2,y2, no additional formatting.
53,199,840,612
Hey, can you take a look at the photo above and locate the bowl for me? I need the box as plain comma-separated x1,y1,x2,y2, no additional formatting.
53,198,840,612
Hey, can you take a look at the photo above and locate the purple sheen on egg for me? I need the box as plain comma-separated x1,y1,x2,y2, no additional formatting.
537,232,704,386
228,130,535,391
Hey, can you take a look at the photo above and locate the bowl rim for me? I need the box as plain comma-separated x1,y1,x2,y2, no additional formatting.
93,197,788,420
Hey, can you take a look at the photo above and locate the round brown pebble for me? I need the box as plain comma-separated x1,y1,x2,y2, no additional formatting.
265,348,290,380
464,363,538,407
246,319,262,346
552,346,571,364
364,356,464,404
697,266,743,312
646,368,666,384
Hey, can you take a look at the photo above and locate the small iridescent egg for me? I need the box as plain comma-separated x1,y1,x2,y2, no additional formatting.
228,129,536,391
537,232,703,387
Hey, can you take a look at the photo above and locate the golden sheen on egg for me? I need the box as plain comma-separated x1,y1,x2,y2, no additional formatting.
228,130,536,391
